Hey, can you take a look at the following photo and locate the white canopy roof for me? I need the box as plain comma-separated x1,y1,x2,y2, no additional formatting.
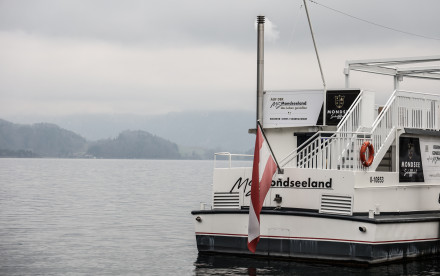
344,56,440,89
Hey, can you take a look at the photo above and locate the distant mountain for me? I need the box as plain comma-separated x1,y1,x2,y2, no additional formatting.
7,111,256,153
87,130,180,159
0,119,87,157
0,119,213,159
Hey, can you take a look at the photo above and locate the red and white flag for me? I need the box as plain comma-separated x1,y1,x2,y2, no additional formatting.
248,123,278,253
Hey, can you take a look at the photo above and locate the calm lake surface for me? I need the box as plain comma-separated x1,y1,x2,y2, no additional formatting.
0,158,439,275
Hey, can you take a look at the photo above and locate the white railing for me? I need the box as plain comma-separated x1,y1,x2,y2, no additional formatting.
280,131,322,167
280,90,366,169
292,131,335,169
368,91,398,166
368,91,440,170
337,90,364,133
395,91,440,130
282,131,371,170
335,90,366,168
370,90,440,153
281,90,440,171
214,152,253,168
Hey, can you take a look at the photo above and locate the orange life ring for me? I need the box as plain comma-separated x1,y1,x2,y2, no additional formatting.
360,141,374,167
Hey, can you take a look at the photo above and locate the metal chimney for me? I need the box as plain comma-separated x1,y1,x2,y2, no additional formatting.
256,15,265,126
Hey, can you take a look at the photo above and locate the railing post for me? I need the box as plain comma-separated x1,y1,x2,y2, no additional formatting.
396,102,399,129
423,97,426,129
433,101,440,130
318,136,322,169
337,134,341,170
395,128,400,171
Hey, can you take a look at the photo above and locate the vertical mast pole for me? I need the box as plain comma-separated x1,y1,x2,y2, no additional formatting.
303,0,327,125
257,15,265,127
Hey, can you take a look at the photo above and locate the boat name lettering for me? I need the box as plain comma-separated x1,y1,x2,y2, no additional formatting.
230,177,252,196
401,161,421,168
326,109,346,120
271,177,332,189
326,109,345,115
229,177,333,196
270,101,307,110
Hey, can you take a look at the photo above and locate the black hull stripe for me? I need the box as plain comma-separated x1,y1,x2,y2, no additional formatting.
195,234,440,264
195,232,440,245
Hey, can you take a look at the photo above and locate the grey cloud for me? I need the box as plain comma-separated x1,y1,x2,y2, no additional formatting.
1,0,438,49
0,0,439,118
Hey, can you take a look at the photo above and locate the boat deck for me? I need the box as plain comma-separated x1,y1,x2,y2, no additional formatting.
192,208,440,224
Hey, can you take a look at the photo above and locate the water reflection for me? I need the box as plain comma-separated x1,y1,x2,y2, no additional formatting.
194,253,440,275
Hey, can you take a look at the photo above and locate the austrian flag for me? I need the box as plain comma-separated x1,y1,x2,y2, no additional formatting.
247,123,278,253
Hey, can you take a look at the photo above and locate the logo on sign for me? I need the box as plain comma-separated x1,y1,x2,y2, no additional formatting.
408,142,414,160
335,95,345,109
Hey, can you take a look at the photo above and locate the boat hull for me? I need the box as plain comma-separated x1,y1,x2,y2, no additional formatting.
192,209,440,264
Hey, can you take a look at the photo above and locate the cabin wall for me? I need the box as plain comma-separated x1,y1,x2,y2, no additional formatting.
267,168,355,210
264,128,297,162
213,167,356,211
353,171,440,213
212,130,440,214
212,167,253,209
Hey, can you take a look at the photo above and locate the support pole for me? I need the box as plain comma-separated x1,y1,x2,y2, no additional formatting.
303,0,327,125
394,75,403,90
344,67,350,88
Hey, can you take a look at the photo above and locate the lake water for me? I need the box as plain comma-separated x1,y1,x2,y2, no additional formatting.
0,158,439,275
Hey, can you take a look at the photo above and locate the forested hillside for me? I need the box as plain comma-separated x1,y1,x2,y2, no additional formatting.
87,130,180,159
0,119,209,159
0,119,87,157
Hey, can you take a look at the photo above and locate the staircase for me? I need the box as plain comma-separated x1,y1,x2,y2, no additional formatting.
280,90,440,171
377,147,393,172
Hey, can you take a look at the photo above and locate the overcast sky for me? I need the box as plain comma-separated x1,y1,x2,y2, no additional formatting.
1,0,440,119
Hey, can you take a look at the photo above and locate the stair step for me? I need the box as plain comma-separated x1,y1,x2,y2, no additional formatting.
342,157,354,163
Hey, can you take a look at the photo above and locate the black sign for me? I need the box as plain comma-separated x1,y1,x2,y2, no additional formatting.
399,137,424,182
317,89,361,125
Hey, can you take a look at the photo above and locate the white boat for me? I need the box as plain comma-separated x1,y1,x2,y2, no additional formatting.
191,15,440,264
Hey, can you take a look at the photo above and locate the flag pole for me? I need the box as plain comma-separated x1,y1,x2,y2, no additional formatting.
255,16,282,174
256,15,265,129
257,121,283,174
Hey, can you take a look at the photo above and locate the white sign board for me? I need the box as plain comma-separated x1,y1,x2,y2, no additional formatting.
420,137,440,183
263,90,324,128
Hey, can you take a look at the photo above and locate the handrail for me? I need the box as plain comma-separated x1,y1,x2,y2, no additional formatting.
280,130,370,168
370,90,397,132
337,90,364,132
214,152,253,168
280,131,333,166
